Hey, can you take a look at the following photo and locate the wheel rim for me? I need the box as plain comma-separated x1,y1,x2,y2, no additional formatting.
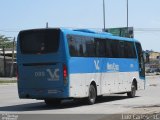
89,85,96,103
131,84,136,97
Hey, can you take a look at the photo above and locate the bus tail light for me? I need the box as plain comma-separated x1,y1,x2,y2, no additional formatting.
63,64,68,84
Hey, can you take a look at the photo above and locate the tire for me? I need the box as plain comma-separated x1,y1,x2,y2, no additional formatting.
44,99,61,106
127,83,136,98
87,84,97,105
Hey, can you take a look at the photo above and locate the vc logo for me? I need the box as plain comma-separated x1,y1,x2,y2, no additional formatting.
46,68,60,81
94,60,100,70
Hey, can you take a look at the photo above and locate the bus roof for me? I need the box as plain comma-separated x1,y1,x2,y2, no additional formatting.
61,28,139,43
18,28,139,43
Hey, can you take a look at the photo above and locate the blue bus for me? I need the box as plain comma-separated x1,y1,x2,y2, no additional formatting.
17,28,145,105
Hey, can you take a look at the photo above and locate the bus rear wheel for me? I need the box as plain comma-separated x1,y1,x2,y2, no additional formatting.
127,83,136,98
87,84,97,105
44,99,61,106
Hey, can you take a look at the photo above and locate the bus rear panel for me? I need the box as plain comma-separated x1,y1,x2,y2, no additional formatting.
17,29,69,100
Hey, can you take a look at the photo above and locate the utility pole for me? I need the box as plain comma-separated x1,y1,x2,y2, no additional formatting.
103,0,106,31
127,0,129,28
46,22,48,28
3,46,6,77
10,37,15,77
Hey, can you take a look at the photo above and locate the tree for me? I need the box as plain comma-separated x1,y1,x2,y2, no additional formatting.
0,34,14,48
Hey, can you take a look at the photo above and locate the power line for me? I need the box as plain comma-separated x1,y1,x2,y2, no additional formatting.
134,28,160,32
1,28,160,33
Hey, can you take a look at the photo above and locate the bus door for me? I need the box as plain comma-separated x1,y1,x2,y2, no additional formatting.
136,42,145,78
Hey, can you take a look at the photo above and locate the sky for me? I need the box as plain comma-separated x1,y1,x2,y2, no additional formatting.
0,0,160,51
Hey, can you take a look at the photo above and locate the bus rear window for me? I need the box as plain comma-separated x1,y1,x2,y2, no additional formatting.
19,29,60,54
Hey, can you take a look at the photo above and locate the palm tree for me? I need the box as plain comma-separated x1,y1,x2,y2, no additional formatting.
0,35,13,48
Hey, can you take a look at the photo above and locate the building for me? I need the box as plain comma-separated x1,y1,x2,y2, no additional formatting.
144,50,160,73
0,48,16,77
149,52,160,60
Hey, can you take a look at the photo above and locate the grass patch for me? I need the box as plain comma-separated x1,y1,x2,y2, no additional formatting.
0,80,17,84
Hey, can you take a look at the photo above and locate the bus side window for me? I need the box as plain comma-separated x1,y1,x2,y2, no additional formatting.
111,40,120,58
81,37,87,57
119,41,125,58
86,37,96,57
75,36,84,57
124,41,136,58
106,39,113,58
95,38,106,57
68,35,77,57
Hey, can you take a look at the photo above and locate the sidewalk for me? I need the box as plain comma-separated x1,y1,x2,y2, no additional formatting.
0,77,17,81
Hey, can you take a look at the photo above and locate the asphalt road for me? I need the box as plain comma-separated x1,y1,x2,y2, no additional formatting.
0,76,160,120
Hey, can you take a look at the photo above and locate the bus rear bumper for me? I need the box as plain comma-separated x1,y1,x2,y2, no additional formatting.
18,88,69,100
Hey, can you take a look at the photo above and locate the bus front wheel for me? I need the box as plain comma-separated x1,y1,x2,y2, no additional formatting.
87,84,97,105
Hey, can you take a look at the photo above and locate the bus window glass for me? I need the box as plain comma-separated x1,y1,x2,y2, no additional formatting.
81,37,87,57
95,38,106,57
119,41,125,58
68,35,89,57
68,35,77,56
106,39,113,58
111,40,120,58
124,42,136,58
76,36,84,57
85,38,95,57
20,29,60,54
